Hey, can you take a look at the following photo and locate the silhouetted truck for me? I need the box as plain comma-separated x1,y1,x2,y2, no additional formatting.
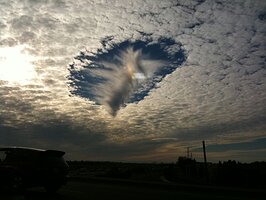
0,147,69,193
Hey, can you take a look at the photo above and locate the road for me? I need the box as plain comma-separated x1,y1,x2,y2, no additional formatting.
1,178,265,200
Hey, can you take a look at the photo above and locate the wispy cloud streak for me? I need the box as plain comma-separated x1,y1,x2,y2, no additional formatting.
68,38,185,116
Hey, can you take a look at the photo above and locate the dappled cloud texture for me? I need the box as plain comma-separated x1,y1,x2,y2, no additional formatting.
0,0,265,162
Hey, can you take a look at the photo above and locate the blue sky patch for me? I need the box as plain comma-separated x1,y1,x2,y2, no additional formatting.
68,36,186,115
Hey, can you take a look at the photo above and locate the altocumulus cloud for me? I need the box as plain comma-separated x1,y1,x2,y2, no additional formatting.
0,0,265,162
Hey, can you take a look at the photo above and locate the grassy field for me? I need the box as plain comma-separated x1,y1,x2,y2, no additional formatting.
67,158,266,189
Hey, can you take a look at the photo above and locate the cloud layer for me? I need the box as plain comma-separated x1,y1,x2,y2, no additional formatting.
0,0,265,162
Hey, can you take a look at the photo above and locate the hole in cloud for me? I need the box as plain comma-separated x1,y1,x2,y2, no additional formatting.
68,37,186,116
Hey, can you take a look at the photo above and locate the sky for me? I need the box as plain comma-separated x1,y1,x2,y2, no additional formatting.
0,0,266,163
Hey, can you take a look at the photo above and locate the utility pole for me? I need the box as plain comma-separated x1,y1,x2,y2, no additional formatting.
202,140,209,183
187,147,190,158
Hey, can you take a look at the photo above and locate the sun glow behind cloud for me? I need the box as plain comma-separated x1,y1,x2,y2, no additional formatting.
0,45,36,85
